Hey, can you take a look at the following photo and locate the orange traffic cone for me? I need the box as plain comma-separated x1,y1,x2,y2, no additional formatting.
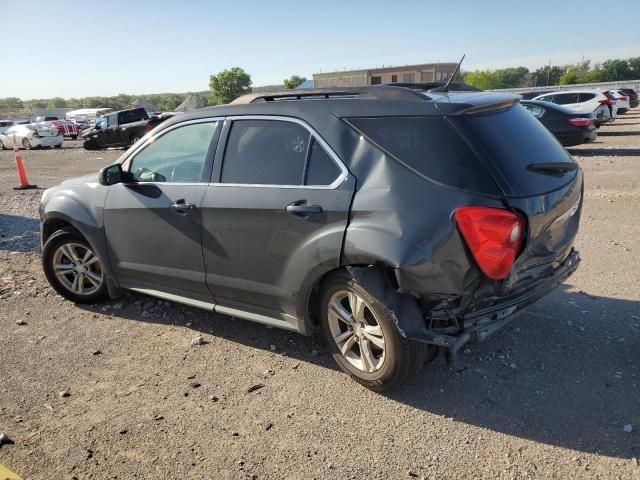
12,134,37,190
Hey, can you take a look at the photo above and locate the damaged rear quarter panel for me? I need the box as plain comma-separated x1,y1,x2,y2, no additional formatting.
340,128,505,301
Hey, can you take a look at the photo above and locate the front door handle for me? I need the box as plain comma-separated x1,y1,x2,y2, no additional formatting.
286,202,323,218
170,199,197,215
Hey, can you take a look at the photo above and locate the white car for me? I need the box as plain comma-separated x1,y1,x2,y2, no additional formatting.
533,90,615,126
607,90,630,114
0,123,63,150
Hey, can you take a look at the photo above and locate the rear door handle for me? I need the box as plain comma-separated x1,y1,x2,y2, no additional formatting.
170,199,197,215
286,202,323,217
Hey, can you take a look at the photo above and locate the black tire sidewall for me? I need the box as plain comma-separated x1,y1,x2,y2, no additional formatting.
42,229,108,304
318,272,408,390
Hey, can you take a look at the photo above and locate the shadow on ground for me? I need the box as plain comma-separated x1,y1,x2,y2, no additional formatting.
82,283,640,460
568,147,640,156
597,131,640,137
0,214,40,252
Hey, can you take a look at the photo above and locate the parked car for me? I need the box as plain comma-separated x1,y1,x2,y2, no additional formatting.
0,123,63,149
521,100,597,146
0,119,14,135
81,107,168,150
618,88,638,108
533,90,614,126
40,86,582,390
48,119,80,139
607,90,630,114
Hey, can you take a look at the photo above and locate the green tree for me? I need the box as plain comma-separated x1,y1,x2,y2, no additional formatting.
283,75,307,89
209,67,252,104
463,70,500,90
47,97,67,108
598,59,631,82
494,67,529,88
531,65,567,87
0,97,24,111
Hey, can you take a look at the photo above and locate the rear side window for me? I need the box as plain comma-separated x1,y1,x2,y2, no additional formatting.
466,104,576,197
523,105,545,118
579,93,595,102
221,120,343,186
305,139,341,185
537,94,554,102
222,120,310,185
346,116,498,194
555,93,579,105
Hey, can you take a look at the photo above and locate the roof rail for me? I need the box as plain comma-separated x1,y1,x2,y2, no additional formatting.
230,86,429,105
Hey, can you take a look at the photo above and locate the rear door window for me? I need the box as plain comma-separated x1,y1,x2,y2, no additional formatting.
465,104,576,197
578,93,595,102
555,93,579,105
221,120,310,185
346,116,498,194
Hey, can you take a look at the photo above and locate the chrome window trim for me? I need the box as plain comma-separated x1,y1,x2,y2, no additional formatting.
120,117,224,176
212,115,349,190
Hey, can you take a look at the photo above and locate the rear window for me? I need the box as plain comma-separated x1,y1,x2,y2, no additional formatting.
346,116,499,194
578,92,595,102
465,104,576,197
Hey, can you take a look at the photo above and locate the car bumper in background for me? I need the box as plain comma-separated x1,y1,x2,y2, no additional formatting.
32,135,63,147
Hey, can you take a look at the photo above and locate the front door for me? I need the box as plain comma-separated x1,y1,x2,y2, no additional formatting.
104,119,221,301
201,117,355,320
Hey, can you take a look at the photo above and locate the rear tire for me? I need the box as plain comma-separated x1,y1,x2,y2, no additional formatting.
317,270,431,391
42,228,109,304
83,140,98,150
130,135,141,146
54,144,62,149
22,138,32,149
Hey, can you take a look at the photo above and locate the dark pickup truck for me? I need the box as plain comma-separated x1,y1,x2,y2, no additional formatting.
81,108,169,150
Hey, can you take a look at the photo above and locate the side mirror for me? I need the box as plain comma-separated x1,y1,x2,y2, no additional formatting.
94,124,102,130
99,163,133,186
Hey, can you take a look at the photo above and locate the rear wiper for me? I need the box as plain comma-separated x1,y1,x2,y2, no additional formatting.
527,162,577,174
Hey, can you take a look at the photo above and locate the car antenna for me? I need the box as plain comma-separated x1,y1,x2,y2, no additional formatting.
429,54,465,93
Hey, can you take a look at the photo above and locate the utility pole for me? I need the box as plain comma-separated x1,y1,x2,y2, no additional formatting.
546,59,551,86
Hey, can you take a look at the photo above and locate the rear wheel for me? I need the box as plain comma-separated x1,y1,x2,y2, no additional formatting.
83,139,98,150
318,271,431,391
22,138,32,149
42,228,108,304
130,135,141,145
54,144,62,149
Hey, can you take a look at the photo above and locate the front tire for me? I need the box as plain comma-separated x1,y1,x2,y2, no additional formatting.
318,271,431,391
42,228,109,304
22,138,32,149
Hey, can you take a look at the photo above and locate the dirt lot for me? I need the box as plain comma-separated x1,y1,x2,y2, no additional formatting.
0,113,639,480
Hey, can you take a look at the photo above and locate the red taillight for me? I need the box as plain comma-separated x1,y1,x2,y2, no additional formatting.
599,98,612,105
145,123,153,132
454,207,523,280
569,118,592,127
620,96,628,101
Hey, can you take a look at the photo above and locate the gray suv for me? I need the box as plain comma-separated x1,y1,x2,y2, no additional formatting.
40,86,582,390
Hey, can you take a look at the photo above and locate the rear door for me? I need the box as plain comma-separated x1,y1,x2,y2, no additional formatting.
201,116,355,320
104,118,221,300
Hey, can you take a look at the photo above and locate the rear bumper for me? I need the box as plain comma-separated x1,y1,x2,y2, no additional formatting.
413,248,580,348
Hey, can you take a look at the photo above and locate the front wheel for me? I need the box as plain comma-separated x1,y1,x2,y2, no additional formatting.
42,228,109,304
22,137,32,149
318,271,431,391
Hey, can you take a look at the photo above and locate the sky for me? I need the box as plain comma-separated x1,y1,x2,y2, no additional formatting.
2,0,639,99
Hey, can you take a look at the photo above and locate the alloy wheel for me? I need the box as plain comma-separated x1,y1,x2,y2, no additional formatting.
327,290,386,373
52,242,103,296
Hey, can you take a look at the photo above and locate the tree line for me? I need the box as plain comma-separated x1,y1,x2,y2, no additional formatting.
2,57,637,113
462,57,640,90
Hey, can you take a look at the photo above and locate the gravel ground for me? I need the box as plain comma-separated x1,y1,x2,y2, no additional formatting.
0,114,639,479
